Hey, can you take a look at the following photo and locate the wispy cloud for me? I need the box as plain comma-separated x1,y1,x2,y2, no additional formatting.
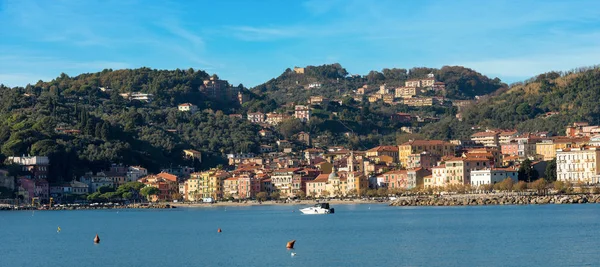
225,26,305,41
160,20,205,49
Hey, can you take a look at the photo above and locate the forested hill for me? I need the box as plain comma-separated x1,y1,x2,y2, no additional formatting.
419,66,600,140
0,68,264,184
251,64,507,104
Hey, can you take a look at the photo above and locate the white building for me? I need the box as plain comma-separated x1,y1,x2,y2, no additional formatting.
7,156,49,166
127,166,148,182
428,165,447,188
178,103,198,113
247,112,265,123
294,105,311,122
308,83,322,88
470,168,518,186
556,147,600,183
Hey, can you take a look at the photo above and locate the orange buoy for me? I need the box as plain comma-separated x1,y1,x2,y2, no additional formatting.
217,228,222,233
286,240,295,249
94,234,100,244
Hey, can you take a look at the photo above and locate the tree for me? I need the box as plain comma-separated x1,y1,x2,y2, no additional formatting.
514,181,527,192
321,190,330,198
529,179,548,195
140,186,160,201
347,188,357,197
270,192,280,200
256,192,267,202
518,159,538,182
97,185,114,194
377,187,388,197
493,178,514,191
295,190,306,200
544,159,557,182
553,181,567,194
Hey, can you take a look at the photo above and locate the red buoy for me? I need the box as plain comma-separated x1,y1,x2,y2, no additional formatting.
217,228,222,233
94,234,100,244
286,240,295,249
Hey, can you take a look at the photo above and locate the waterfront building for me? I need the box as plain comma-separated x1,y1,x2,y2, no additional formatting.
429,165,447,188
470,168,518,186
407,168,431,189
189,170,230,200
556,147,600,183
444,157,490,185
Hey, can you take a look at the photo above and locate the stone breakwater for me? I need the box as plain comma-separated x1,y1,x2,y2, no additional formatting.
389,194,600,207
0,203,175,211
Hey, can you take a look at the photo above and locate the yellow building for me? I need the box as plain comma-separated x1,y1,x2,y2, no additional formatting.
536,140,556,161
398,140,456,167
366,146,399,163
189,169,230,200
184,177,202,201
346,171,368,195
536,137,590,161
395,87,417,98
444,157,490,185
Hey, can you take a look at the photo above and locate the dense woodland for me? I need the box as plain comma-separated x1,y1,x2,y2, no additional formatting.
0,64,598,184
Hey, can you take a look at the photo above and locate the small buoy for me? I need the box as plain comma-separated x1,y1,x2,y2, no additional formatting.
286,240,296,249
291,252,297,257
94,234,100,244
217,228,222,233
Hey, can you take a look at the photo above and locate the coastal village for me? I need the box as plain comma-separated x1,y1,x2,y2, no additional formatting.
1,119,598,205
1,69,599,207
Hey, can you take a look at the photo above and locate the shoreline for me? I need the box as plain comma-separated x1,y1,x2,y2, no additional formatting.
389,193,600,207
171,199,386,208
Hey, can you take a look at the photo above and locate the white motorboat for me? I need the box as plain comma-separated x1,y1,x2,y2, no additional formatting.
299,203,334,215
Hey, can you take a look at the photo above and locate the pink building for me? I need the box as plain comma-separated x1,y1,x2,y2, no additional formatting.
18,178,35,203
501,142,519,156
237,175,261,199
379,170,408,189
34,179,49,202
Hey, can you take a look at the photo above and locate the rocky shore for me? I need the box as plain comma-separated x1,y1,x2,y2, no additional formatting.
389,194,600,207
0,203,176,211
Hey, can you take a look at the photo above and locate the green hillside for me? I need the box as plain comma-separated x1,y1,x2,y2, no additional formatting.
420,67,600,139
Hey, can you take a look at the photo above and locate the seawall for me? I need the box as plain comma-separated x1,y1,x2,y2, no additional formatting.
389,194,600,207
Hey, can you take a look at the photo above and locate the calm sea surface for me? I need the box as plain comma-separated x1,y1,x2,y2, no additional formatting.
1,203,600,267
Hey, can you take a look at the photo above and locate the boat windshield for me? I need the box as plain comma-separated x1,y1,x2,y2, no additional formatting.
314,203,330,209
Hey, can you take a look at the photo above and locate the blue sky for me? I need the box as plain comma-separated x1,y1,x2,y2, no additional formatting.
1,0,600,87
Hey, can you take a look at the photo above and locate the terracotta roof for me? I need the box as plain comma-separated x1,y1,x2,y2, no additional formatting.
381,170,407,175
307,174,329,183
157,172,178,182
401,140,450,146
471,131,499,137
499,130,518,136
368,146,399,152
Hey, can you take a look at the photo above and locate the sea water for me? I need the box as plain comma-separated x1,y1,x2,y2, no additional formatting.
1,204,600,267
